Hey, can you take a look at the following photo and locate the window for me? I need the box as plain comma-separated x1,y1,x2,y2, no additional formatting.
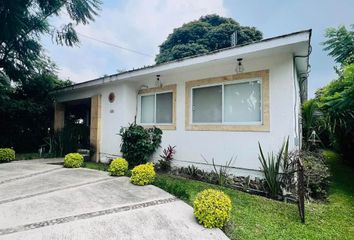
191,79,262,124
140,92,173,124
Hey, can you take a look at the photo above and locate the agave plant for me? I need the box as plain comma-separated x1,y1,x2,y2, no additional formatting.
202,155,236,186
258,137,289,199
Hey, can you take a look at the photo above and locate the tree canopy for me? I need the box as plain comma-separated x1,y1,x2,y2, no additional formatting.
155,14,263,64
322,24,354,66
0,0,101,83
303,25,354,163
0,0,101,152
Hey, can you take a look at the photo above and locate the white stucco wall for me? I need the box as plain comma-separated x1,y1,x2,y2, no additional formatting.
56,52,300,176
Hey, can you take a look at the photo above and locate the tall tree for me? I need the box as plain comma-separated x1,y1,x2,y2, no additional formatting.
0,0,101,83
155,14,263,64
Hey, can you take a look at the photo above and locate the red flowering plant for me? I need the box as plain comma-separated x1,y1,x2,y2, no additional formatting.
158,145,176,172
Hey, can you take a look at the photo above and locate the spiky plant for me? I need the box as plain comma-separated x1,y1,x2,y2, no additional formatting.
258,138,289,199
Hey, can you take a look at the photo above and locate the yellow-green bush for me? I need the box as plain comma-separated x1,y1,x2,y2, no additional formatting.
108,157,128,176
130,163,156,186
193,189,232,228
0,148,15,162
64,153,84,168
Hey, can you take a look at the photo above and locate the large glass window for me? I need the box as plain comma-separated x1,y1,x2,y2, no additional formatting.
192,85,222,123
140,92,173,124
191,79,262,124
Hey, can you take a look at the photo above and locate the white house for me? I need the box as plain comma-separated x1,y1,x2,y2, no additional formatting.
53,30,311,176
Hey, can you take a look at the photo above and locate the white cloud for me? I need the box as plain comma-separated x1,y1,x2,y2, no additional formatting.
43,0,228,83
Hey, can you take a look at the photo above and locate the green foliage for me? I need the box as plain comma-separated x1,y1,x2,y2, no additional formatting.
108,157,128,176
157,158,354,240
301,151,330,200
0,72,72,153
0,0,101,84
315,64,354,162
156,14,262,64
258,138,289,198
130,163,156,186
202,156,236,186
193,189,232,228
64,153,84,168
153,176,189,201
322,25,354,65
0,148,15,162
46,124,90,157
119,123,162,167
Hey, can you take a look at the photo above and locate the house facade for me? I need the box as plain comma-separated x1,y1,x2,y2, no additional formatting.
53,30,311,176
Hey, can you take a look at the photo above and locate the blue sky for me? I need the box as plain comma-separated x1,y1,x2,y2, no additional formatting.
42,0,354,98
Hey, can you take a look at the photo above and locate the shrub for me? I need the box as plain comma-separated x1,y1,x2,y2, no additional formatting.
158,145,176,172
193,189,232,228
0,148,15,162
108,157,128,176
64,153,84,168
301,151,330,200
130,163,156,186
119,123,162,167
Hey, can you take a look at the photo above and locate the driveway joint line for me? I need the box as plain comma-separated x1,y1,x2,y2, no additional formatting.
0,197,178,236
0,178,114,205
0,167,63,185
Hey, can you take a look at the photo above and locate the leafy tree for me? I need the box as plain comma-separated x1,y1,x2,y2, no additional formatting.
315,64,354,162
322,25,354,70
0,67,72,152
303,25,354,162
155,14,263,64
0,0,101,83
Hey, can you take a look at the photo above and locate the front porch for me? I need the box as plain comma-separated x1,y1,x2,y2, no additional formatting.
53,95,101,162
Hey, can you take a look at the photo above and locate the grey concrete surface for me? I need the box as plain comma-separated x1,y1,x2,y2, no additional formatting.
0,159,229,240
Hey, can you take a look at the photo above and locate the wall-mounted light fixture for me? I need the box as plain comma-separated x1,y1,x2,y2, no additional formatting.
155,74,162,87
235,58,244,73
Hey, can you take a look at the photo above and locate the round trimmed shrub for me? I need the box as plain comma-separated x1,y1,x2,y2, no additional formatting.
64,153,84,168
130,163,156,186
193,189,232,228
0,148,15,162
108,157,128,176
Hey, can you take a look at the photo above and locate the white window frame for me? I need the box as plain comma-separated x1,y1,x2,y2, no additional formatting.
138,90,174,125
190,78,263,125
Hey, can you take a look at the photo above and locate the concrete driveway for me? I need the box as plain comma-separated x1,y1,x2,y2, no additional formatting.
0,159,229,240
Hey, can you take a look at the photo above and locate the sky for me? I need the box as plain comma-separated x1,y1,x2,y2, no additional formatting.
42,0,354,98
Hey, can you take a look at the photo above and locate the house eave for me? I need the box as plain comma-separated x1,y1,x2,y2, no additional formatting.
53,29,311,94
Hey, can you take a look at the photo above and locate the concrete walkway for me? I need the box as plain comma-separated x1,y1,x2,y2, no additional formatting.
0,159,229,240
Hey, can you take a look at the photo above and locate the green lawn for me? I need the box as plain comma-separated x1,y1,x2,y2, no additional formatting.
15,152,56,160
155,150,354,240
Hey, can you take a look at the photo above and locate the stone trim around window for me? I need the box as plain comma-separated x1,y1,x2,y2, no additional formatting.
185,70,270,132
138,84,177,130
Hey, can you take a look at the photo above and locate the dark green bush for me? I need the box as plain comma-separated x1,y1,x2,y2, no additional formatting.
301,151,330,200
0,148,15,162
119,123,162,167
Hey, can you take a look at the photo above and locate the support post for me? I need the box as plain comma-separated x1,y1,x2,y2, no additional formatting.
90,95,101,162
54,102,65,131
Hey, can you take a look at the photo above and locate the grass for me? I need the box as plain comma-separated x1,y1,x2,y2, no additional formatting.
15,152,57,160
155,150,354,240
82,161,109,171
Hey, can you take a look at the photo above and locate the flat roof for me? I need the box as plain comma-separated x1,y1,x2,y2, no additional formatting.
55,29,311,93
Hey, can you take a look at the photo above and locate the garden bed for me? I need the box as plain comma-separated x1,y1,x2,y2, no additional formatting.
154,150,354,239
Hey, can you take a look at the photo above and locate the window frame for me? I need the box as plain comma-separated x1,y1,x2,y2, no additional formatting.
190,78,263,125
137,84,176,130
185,70,270,132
